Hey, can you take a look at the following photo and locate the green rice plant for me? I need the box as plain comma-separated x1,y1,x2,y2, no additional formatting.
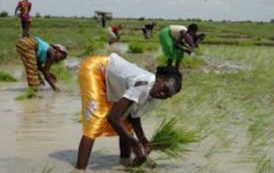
84,38,104,56
149,118,199,159
0,70,17,82
128,42,145,53
51,62,74,83
144,43,159,52
16,87,39,100
181,56,206,69
256,153,272,173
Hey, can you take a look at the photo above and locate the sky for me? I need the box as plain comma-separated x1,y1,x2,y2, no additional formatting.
0,0,273,21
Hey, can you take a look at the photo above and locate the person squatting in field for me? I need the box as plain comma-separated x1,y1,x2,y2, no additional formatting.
15,0,32,37
75,53,182,171
16,36,67,91
107,24,122,45
159,23,206,69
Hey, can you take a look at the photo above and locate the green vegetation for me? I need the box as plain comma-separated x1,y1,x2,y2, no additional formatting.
0,17,273,172
149,118,199,159
0,71,17,82
129,42,145,53
16,87,40,100
0,11,8,17
51,62,75,83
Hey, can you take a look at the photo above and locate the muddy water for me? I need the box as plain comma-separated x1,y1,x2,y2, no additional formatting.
0,82,183,173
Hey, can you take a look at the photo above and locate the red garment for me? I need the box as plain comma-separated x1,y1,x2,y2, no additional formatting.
17,1,32,22
111,26,121,34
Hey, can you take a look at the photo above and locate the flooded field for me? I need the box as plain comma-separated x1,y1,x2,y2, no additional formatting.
0,37,273,173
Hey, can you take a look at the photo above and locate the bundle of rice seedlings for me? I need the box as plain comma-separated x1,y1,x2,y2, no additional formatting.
16,87,40,100
148,117,199,159
0,70,17,82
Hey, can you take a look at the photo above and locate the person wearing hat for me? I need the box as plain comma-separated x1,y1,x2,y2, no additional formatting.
16,36,67,91
159,23,202,69
75,53,182,171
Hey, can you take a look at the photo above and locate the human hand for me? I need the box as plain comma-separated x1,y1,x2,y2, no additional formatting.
139,136,152,155
132,141,147,167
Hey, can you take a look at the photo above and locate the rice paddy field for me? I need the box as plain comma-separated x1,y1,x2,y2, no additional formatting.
0,17,273,173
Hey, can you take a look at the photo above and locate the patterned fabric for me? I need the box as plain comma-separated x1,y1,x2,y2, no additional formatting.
16,37,42,89
78,56,133,139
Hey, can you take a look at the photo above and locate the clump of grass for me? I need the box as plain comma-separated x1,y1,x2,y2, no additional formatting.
16,87,39,100
51,62,74,83
149,118,199,159
84,38,104,56
128,42,145,53
144,43,159,52
0,70,17,82
181,56,206,69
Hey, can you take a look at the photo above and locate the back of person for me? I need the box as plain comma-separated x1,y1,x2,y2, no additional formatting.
106,53,155,105
35,37,50,64
170,25,187,40
112,26,121,34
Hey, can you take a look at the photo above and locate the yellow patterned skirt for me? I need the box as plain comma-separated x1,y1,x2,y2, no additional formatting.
16,37,42,89
78,56,133,139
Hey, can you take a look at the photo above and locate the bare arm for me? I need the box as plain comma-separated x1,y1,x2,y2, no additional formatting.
128,115,151,154
38,51,58,91
107,98,146,159
107,98,136,144
14,3,21,16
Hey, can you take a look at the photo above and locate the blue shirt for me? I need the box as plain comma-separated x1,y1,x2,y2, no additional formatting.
35,37,50,64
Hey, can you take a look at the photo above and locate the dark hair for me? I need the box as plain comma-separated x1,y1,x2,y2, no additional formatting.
156,66,183,93
188,23,198,33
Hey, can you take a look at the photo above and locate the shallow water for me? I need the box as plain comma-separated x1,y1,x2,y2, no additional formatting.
0,82,181,173
0,82,260,173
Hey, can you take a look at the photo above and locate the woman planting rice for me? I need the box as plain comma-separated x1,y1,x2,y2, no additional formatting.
16,36,67,91
75,53,182,171
159,23,205,69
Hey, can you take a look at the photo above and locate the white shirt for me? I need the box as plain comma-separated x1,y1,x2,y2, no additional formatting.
170,25,187,41
106,53,157,118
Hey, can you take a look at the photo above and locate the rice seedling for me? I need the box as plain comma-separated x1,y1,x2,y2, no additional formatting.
149,117,199,159
16,87,40,100
128,42,145,53
51,62,75,83
0,70,17,82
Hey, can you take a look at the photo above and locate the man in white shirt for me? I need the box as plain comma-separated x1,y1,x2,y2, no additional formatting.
76,53,182,170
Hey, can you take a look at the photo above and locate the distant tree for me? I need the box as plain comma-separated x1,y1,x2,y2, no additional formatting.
208,19,213,22
0,11,8,17
44,15,51,18
35,12,41,18
139,17,145,21
270,19,274,23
